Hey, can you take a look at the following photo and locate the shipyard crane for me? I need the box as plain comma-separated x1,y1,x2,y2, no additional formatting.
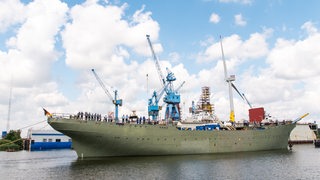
148,88,165,120
148,81,170,120
163,79,185,121
220,36,255,123
220,36,235,123
91,69,122,122
146,35,184,121
149,80,185,120
146,34,167,120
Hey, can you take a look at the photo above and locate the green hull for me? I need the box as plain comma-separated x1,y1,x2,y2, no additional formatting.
48,117,295,158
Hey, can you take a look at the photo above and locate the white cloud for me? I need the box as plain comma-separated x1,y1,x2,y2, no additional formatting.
209,13,220,24
168,52,180,63
0,0,69,135
34,91,69,107
197,31,269,63
234,14,247,26
0,0,68,86
62,3,160,70
267,32,320,80
0,0,26,32
301,21,318,36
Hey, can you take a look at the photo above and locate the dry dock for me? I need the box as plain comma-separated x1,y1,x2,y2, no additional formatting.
289,123,315,144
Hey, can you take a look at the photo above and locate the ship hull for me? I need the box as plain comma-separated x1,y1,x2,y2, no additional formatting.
48,117,295,158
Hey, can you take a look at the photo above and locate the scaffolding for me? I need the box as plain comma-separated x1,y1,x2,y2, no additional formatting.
196,86,214,115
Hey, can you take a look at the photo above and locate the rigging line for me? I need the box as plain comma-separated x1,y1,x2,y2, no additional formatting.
0,138,23,147
39,123,49,130
18,120,47,130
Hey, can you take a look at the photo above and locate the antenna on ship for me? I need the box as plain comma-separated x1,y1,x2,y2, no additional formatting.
220,36,235,123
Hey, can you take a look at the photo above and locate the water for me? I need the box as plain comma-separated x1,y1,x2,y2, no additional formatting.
0,144,319,180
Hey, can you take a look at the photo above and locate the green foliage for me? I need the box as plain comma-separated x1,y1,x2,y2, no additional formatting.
0,139,11,145
0,130,23,151
5,130,21,141
0,139,20,151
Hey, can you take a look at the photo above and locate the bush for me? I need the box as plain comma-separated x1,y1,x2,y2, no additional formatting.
0,139,11,145
0,130,23,151
0,139,20,151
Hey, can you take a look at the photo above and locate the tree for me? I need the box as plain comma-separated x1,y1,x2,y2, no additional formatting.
0,130,23,151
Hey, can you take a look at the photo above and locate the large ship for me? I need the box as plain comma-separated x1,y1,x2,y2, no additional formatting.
47,112,306,158
47,36,308,158
46,86,308,158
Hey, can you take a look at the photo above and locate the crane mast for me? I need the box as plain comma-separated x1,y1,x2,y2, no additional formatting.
220,36,235,123
146,35,166,86
91,69,122,122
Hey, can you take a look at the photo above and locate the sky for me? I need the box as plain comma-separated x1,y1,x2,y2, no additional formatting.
1,0,320,137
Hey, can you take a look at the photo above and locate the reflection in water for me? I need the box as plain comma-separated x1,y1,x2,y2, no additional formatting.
69,150,292,180
1,145,319,180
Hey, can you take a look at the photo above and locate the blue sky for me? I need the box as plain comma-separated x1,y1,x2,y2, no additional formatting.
1,0,320,136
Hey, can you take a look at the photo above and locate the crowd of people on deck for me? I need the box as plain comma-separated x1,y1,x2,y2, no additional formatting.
74,112,103,121
73,111,161,125
121,114,150,124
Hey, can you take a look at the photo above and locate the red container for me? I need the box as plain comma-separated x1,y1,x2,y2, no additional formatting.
249,107,265,122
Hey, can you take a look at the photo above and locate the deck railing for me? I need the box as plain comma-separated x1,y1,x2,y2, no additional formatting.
51,113,73,119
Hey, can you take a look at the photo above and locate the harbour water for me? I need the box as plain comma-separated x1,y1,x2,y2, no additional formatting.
0,144,319,180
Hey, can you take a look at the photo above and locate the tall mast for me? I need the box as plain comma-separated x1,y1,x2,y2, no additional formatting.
220,36,235,123
7,84,12,132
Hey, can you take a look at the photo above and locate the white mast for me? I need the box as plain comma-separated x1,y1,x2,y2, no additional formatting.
220,36,235,123
7,84,12,132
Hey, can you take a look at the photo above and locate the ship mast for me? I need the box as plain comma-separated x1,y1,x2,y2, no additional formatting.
220,36,235,123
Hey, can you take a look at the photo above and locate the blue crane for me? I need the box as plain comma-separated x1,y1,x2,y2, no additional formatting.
146,35,184,121
91,69,122,122
146,35,166,120
162,68,183,121
148,86,166,121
